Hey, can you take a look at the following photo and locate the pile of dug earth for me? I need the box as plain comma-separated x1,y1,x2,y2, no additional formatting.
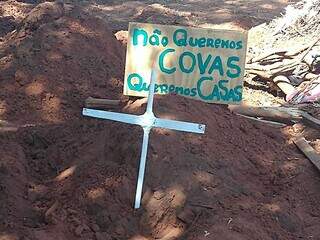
0,2,319,240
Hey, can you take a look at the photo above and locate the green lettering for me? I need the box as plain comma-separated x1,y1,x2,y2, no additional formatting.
221,39,229,48
206,38,214,47
159,48,176,74
189,37,197,47
197,76,213,100
197,53,212,75
169,85,175,92
227,88,236,101
173,29,187,47
234,85,243,101
183,88,191,96
227,56,241,78
198,38,206,47
208,56,224,76
132,28,148,46
160,84,169,93
229,41,236,49
127,73,143,91
212,85,220,101
179,51,196,74
214,38,221,48
190,88,197,97
236,41,243,50
142,82,149,91
218,80,229,100
175,86,184,95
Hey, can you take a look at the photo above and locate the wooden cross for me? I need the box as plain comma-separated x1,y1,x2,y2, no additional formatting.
83,70,206,208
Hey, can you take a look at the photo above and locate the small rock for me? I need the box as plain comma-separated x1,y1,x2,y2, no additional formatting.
95,232,104,240
74,225,83,237
27,189,38,202
95,210,111,229
114,224,125,235
69,216,81,225
115,30,128,46
82,223,90,231
66,208,78,215
33,149,46,159
276,213,299,233
90,223,100,232
15,70,29,86
292,123,304,134
27,184,48,202
95,232,111,240
0,164,8,175
24,133,34,145
177,207,195,224
60,98,68,105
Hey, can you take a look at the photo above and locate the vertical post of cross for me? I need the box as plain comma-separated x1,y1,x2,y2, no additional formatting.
134,127,151,209
146,70,156,114
134,70,156,209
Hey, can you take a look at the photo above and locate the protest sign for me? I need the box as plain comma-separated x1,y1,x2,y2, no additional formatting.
124,22,248,104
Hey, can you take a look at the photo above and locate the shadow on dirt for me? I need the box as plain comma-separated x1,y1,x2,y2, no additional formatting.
0,16,17,37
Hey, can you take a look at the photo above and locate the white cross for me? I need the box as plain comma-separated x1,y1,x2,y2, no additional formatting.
82,70,206,209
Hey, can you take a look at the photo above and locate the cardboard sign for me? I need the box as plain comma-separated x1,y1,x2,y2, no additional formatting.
124,22,248,104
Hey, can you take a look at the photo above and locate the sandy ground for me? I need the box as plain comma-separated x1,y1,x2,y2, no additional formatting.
80,0,296,31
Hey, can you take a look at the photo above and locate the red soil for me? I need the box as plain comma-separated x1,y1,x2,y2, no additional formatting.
0,2,319,240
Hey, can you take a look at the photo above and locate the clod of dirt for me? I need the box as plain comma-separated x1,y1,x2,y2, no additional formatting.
115,30,128,46
18,1,64,33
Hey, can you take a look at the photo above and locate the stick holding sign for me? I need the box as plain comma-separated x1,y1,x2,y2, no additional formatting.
83,70,205,209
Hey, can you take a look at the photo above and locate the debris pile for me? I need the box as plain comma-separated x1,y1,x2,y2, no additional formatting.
273,0,320,37
246,0,320,104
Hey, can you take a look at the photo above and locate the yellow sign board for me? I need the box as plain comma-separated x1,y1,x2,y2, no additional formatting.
124,23,248,104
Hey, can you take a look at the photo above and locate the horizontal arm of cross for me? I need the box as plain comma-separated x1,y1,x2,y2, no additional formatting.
83,108,205,134
154,118,205,134
83,108,141,125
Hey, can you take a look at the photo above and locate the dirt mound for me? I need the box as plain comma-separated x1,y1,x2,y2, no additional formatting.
0,2,125,124
2,93,320,239
1,2,320,240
